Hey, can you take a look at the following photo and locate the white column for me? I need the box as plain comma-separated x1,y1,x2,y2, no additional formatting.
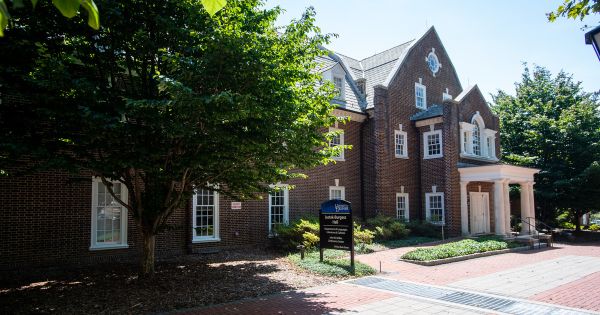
460,181,469,235
520,182,531,234
503,180,511,235
494,180,506,235
528,182,536,231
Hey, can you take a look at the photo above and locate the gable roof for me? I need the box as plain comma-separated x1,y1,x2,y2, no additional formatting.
315,26,463,111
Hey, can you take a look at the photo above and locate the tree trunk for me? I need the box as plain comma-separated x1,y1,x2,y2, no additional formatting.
141,230,156,276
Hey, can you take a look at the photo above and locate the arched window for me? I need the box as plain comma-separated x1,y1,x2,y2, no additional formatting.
473,123,481,156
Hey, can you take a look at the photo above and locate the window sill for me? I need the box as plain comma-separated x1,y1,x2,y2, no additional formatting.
428,221,445,226
332,158,345,162
424,155,443,159
395,155,409,159
192,237,221,244
89,244,129,251
460,153,498,162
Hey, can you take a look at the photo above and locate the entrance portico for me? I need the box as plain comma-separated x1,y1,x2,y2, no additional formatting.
458,164,540,236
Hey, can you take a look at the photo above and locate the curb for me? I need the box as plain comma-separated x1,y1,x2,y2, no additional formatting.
399,246,531,266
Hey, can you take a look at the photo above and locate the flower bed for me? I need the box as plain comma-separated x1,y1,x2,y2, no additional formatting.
401,237,521,262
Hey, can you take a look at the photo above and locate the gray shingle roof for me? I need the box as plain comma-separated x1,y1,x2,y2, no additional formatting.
409,104,444,121
319,40,416,109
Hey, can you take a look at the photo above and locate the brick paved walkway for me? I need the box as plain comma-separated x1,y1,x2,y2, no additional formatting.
176,284,396,315
531,271,600,312
177,242,600,314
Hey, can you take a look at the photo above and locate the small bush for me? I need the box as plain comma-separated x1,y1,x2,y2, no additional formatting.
273,217,320,251
560,221,576,230
366,214,410,241
353,222,375,253
589,224,600,231
406,221,442,238
401,238,513,262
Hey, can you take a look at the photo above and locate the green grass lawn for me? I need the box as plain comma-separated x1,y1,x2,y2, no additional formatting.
287,249,376,277
401,236,521,262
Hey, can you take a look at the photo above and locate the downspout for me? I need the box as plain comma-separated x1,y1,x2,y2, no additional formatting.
359,116,368,222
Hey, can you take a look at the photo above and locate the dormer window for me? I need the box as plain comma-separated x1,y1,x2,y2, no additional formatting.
356,79,366,95
459,112,498,161
333,76,345,100
415,79,426,110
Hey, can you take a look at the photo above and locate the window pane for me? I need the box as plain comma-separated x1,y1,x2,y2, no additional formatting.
473,125,481,156
194,190,216,238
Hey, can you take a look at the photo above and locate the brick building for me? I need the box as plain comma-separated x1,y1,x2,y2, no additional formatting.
0,26,539,269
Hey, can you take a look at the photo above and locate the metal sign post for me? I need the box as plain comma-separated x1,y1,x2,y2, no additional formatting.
319,199,354,273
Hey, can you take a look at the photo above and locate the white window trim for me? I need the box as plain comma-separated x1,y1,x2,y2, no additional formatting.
394,129,408,159
425,192,445,225
329,186,346,200
333,75,345,101
459,121,498,162
423,129,443,159
90,177,129,251
415,82,427,110
268,185,289,234
192,189,220,243
396,193,410,221
329,127,345,161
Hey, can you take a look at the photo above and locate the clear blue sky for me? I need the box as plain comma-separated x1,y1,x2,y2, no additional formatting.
263,0,599,102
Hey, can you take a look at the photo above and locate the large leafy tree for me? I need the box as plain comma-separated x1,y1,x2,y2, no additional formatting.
0,0,339,275
547,0,600,21
492,65,600,231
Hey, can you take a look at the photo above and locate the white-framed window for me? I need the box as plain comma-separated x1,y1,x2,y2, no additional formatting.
394,129,408,158
459,113,497,161
269,186,289,233
192,189,220,243
329,186,346,200
333,76,345,100
473,124,481,156
396,193,409,221
423,129,443,159
415,82,427,109
90,178,128,250
426,192,445,224
329,127,345,161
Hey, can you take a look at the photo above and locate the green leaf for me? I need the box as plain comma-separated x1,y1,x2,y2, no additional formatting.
31,0,38,9
13,0,24,9
201,0,226,16
52,0,81,18
0,0,9,37
81,0,99,30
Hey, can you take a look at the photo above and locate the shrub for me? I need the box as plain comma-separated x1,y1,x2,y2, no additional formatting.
273,217,320,251
589,224,600,231
560,221,576,230
353,222,375,253
406,221,442,238
366,214,410,241
401,238,512,261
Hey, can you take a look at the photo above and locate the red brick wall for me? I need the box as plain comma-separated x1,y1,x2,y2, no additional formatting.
372,29,463,228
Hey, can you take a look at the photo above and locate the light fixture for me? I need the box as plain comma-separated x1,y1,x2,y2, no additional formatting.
585,25,600,61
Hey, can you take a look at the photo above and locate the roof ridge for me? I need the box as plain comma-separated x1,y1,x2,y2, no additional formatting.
359,39,415,63
335,52,360,63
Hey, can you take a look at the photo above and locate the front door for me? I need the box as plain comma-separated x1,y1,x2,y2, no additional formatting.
470,192,490,234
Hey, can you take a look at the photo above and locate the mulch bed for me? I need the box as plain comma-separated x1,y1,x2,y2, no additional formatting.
0,249,337,314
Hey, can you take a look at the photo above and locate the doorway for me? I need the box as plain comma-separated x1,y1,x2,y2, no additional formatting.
470,192,490,234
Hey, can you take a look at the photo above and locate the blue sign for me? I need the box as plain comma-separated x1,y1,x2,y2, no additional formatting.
320,199,353,251
320,199,351,214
